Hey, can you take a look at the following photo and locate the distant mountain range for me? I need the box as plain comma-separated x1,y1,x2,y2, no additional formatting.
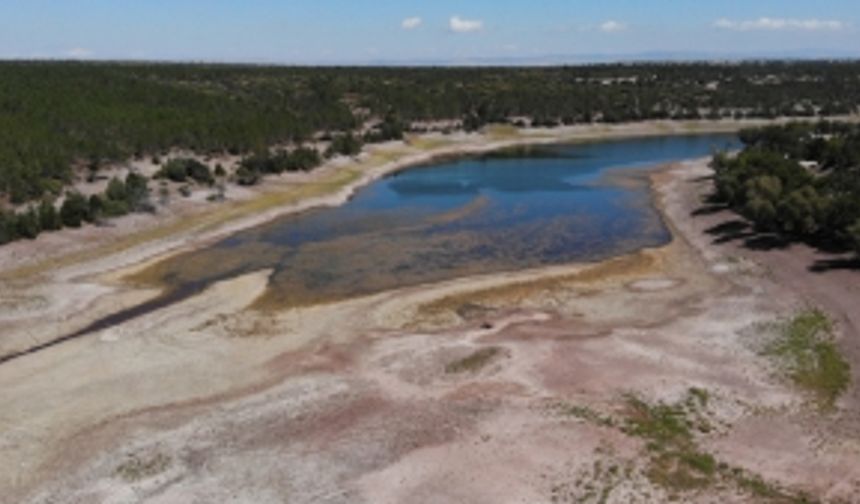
358,49,860,67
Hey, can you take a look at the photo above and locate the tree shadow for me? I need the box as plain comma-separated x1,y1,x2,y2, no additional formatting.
809,257,860,272
704,219,753,244
691,203,729,216
704,219,791,250
743,234,792,251
690,174,715,183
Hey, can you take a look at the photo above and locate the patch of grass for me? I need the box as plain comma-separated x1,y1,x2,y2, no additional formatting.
115,452,171,482
558,404,616,428
621,393,717,492
623,396,693,448
726,468,818,504
485,124,521,139
765,309,850,409
618,392,820,502
445,346,502,374
623,395,720,492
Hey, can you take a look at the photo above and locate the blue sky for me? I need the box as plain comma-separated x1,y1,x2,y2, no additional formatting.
1,0,858,63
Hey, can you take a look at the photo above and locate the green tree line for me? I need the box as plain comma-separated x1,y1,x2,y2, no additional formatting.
2,60,860,206
712,121,860,256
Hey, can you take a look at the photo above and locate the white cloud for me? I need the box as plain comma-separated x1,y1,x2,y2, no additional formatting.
450,16,484,33
65,47,93,59
599,20,627,33
714,17,845,32
401,17,422,30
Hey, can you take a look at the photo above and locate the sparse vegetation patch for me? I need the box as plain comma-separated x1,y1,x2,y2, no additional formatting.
445,347,502,374
115,452,171,482
764,309,850,409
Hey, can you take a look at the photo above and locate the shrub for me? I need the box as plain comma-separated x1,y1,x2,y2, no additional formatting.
187,162,214,185
124,172,150,208
850,220,860,256
325,133,362,158
60,192,90,228
15,206,41,239
156,158,211,184
106,177,127,202
235,166,260,186
88,194,105,220
38,199,61,231
0,211,17,244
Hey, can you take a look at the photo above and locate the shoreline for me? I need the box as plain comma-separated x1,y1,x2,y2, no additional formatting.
2,119,859,501
0,118,825,285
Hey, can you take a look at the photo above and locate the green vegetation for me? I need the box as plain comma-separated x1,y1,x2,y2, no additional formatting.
850,220,860,256
712,122,860,254
115,452,171,482
622,394,715,491
0,171,151,244
2,60,860,207
236,146,323,186
325,133,363,158
765,310,850,409
2,61,859,247
155,158,214,185
620,391,818,502
445,347,502,374
558,404,616,428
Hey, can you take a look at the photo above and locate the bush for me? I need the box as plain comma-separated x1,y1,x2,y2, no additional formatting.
325,133,362,158
235,166,260,186
15,206,41,239
38,199,62,231
850,220,860,256
88,194,105,221
60,192,90,228
124,172,150,208
106,177,127,202
0,211,18,244
156,158,211,185
187,162,214,185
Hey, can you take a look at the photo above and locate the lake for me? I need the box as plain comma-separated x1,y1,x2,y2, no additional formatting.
142,133,739,309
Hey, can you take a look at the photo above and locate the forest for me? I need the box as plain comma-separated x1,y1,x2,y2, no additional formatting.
712,121,860,257
1,60,860,245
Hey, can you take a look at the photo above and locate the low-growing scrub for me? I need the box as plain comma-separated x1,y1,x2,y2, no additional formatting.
115,452,171,482
445,347,502,374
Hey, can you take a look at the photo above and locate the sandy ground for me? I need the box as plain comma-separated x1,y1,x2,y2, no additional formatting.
0,121,859,503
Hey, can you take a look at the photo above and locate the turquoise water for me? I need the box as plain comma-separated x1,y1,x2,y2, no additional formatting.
151,133,739,307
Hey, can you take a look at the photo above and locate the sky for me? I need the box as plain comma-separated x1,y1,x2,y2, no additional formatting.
1,0,858,64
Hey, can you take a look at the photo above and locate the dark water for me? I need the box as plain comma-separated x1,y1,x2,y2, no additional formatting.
138,133,738,308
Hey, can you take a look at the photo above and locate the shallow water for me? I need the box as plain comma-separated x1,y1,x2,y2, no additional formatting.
144,133,740,308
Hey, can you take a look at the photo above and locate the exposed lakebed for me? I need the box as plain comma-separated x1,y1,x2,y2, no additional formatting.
137,133,739,310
